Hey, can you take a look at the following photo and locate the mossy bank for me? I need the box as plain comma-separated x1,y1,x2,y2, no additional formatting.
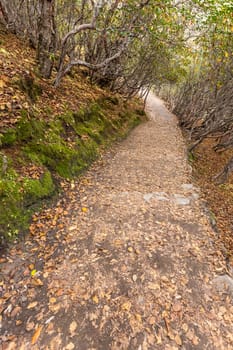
0,96,145,242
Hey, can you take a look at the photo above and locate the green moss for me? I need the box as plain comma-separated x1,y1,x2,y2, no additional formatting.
20,109,29,118
135,109,146,116
23,171,55,206
188,151,195,163
1,129,17,147
16,117,45,142
97,96,119,108
0,169,25,240
0,165,55,240
0,99,144,240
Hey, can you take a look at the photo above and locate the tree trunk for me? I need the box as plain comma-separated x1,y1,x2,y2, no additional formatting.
37,0,56,79
0,0,16,32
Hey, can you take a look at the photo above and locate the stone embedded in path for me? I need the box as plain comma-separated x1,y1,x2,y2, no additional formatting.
172,194,191,206
181,183,195,191
213,275,233,297
143,192,168,202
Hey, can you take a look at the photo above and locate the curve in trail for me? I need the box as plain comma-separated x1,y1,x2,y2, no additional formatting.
2,93,233,349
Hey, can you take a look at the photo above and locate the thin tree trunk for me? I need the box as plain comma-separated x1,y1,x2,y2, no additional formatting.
37,0,56,79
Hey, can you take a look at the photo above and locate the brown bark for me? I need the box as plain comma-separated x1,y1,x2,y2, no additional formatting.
37,0,56,79
0,1,9,25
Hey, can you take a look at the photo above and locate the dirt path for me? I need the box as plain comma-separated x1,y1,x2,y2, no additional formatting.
1,93,233,349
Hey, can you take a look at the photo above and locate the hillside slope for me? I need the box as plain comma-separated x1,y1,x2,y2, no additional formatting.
0,28,145,243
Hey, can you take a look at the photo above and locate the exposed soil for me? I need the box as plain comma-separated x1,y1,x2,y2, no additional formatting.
1,94,233,350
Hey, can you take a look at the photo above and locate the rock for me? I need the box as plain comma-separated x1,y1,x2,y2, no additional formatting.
153,192,169,201
143,193,153,202
173,194,190,205
181,184,194,190
213,275,233,297
143,192,169,202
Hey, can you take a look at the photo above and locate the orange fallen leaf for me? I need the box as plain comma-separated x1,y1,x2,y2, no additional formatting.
92,295,99,304
27,301,38,309
175,334,182,346
192,335,199,345
135,313,142,322
69,321,77,336
56,289,64,296
122,301,131,311
31,325,43,345
49,297,57,304
32,278,44,286
66,343,75,350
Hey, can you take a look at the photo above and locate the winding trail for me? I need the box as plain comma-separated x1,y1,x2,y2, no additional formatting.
1,93,233,349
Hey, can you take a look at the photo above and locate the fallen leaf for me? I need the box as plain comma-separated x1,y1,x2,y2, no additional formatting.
49,303,61,313
32,278,44,286
4,342,16,350
182,323,188,333
148,282,160,290
31,269,37,277
56,289,64,296
89,312,98,321
175,334,182,346
49,297,57,304
11,306,22,317
43,272,49,278
68,225,78,231
27,301,38,309
26,321,35,332
122,301,131,311
192,335,199,345
172,302,182,312
186,328,194,341
31,325,43,345
0,48,9,55
66,343,75,350
69,321,77,336
92,295,99,304
148,316,156,325
81,207,88,213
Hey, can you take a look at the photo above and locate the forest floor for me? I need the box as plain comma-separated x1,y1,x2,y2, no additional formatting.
192,140,233,256
1,93,233,350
